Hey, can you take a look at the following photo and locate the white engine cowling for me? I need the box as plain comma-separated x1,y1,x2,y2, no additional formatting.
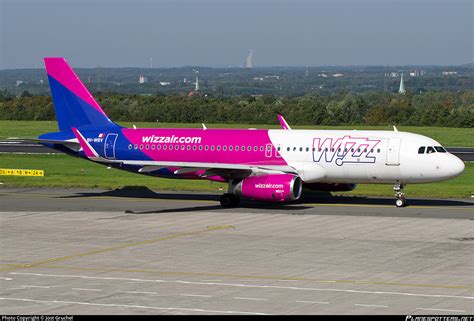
233,174,302,202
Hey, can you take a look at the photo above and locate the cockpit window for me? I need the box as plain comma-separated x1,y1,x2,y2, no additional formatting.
418,147,425,154
435,146,447,153
426,146,436,154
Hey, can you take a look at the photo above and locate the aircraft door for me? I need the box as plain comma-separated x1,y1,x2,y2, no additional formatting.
386,137,401,166
104,133,118,159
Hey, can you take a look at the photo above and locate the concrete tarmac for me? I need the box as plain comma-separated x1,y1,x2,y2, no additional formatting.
0,187,473,315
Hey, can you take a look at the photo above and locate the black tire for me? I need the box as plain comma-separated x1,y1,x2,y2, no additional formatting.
220,193,234,208
395,197,407,208
231,195,240,207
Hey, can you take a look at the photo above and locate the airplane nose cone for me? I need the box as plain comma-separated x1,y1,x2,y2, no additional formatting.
448,155,465,178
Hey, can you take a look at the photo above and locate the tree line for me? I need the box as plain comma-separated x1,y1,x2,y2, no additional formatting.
0,90,472,127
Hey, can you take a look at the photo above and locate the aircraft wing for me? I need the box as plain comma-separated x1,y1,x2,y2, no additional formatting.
121,160,297,179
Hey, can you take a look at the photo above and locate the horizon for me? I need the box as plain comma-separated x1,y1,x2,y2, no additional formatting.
1,62,472,71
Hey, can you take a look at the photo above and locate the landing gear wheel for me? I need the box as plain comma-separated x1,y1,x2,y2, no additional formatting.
220,193,240,208
393,183,407,208
395,197,407,208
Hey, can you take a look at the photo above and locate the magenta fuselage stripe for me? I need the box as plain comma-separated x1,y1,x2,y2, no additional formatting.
121,128,287,166
71,128,96,158
44,58,106,115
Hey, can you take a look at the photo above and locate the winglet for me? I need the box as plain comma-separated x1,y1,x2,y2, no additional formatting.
393,125,398,132
277,114,292,130
71,127,99,159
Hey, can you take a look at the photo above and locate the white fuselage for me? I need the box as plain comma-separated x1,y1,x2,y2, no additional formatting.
268,130,465,184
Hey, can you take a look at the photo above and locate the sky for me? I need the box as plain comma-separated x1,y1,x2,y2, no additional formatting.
1,0,472,68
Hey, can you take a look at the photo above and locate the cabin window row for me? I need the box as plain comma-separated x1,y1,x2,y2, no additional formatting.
281,146,381,153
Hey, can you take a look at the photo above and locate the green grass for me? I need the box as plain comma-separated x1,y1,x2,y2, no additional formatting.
0,120,473,147
0,154,472,198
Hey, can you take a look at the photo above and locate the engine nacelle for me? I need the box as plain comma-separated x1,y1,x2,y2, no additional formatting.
304,182,357,192
234,174,302,202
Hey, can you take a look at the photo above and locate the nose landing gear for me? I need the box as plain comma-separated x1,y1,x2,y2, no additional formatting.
394,183,407,207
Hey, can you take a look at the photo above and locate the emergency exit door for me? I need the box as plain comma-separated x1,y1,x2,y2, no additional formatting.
386,137,401,166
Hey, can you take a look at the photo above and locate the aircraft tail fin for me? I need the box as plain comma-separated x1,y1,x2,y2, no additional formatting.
44,57,119,131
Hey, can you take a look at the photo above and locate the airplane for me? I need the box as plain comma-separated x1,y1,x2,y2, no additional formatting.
35,57,465,208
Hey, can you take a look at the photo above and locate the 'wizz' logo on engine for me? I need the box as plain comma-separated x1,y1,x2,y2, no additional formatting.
313,136,381,166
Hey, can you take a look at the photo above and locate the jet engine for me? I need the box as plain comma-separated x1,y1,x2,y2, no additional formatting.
233,174,302,202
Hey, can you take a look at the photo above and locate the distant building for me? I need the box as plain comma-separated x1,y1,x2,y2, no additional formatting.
245,49,254,68
398,73,406,94
442,71,457,76
318,73,328,78
390,72,399,78
159,82,171,86
332,73,343,78
253,77,264,81
264,75,279,80
409,70,425,77
139,75,147,84
16,80,23,87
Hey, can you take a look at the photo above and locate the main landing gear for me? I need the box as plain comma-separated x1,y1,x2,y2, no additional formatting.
394,183,407,207
220,193,240,208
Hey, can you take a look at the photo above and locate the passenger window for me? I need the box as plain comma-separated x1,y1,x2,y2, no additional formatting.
287,147,290,151
205,145,209,151
217,145,221,151
241,146,245,151
293,147,297,151
254,146,258,151
128,144,132,150
235,146,239,151
186,145,190,150
169,145,173,150
157,145,161,150
306,147,309,152
229,146,233,151
145,145,149,150
426,146,436,154
199,145,203,151
193,145,197,151
175,145,179,150
299,147,303,152
151,144,155,150
418,146,425,154
223,146,227,151
377,148,380,153
181,145,185,150
134,144,138,150
435,146,447,153
211,145,215,151
139,144,144,150
247,146,251,151
260,146,264,151
163,145,167,150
